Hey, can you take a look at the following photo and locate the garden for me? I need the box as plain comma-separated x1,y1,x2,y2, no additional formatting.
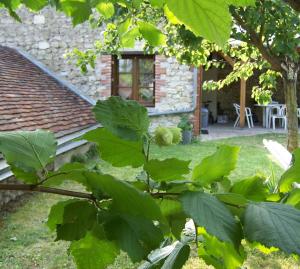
1,1,300,269
1,130,299,269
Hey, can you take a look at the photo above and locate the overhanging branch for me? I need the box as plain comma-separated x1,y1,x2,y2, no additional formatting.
231,10,283,72
0,183,95,200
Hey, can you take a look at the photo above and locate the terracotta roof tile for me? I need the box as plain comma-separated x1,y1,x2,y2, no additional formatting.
0,46,96,137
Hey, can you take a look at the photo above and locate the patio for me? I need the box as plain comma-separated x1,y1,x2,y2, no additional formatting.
200,123,288,141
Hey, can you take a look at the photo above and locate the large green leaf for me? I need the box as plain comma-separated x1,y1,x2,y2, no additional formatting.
70,232,119,269
215,193,248,208
85,172,162,221
47,199,76,231
244,202,300,255
279,148,300,192
59,0,93,25
215,193,247,217
138,21,167,46
149,0,165,7
82,128,145,168
47,199,97,241
104,214,163,262
158,199,186,239
198,228,245,269
192,145,240,186
226,0,255,6
93,96,150,141
120,27,141,47
166,0,232,46
43,162,88,187
144,158,190,182
286,189,300,209
0,130,57,183
180,191,242,246
23,0,48,10
96,0,114,19
230,176,269,201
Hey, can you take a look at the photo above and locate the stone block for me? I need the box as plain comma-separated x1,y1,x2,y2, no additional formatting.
33,15,45,25
38,41,50,50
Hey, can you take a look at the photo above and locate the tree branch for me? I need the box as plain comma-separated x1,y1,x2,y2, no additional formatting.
231,9,283,72
0,183,95,200
0,185,246,208
217,51,235,67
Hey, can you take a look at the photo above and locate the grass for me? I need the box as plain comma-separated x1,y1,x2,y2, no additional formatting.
0,133,299,269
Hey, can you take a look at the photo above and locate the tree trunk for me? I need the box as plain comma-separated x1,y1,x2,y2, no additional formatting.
283,62,299,152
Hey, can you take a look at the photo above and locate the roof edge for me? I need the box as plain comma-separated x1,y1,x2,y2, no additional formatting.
13,47,96,106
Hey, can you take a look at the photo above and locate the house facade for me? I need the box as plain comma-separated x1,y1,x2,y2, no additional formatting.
0,6,291,131
0,7,197,129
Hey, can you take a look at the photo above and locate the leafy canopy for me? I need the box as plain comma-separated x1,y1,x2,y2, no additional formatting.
1,97,300,269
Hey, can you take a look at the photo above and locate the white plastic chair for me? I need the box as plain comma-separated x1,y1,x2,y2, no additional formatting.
297,108,300,119
233,103,254,128
271,105,287,130
267,102,281,128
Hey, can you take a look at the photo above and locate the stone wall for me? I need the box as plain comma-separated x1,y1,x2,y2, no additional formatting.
0,7,195,122
0,7,101,99
153,56,194,112
0,177,24,209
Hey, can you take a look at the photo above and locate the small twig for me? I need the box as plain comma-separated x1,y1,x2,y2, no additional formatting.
37,172,68,186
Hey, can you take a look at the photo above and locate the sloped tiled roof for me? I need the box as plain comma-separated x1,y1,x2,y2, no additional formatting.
0,46,96,137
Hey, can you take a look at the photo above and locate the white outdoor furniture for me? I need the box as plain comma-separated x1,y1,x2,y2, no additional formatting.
298,108,300,119
233,103,254,128
271,105,287,130
254,103,284,128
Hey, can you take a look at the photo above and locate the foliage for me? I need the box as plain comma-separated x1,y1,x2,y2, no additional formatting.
1,97,300,269
177,115,193,131
0,130,57,184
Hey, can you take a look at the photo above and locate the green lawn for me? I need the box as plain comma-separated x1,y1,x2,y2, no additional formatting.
0,133,299,269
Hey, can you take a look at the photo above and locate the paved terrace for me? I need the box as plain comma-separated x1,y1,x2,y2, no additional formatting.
200,123,287,141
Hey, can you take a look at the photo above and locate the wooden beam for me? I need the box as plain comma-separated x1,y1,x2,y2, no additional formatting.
240,79,246,128
193,66,203,136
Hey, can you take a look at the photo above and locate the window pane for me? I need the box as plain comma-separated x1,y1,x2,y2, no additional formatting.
119,73,132,87
139,88,154,103
139,73,153,88
118,88,132,100
139,58,154,104
139,58,154,74
119,59,132,72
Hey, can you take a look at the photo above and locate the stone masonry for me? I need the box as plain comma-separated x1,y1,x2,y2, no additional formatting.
0,7,195,127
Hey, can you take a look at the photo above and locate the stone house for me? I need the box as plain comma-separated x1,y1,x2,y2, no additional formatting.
0,7,199,130
0,6,291,131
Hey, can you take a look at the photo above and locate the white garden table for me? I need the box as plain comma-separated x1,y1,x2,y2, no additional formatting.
254,103,284,128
